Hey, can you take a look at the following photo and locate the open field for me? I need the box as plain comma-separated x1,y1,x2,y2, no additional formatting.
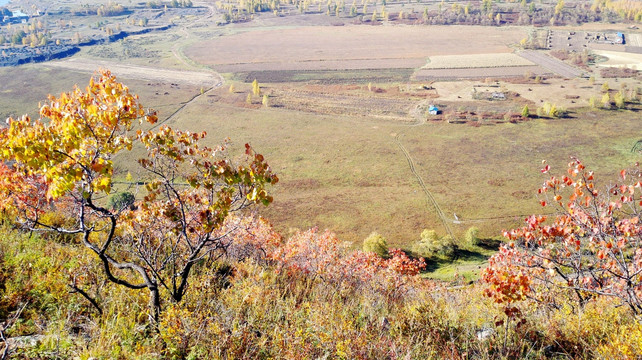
185,25,528,73
628,33,642,47
413,53,547,81
264,85,421,122
233,68,414,83
3,61,639,250
594,49,642,69
0,65,203,126
44,58,218,86
1,1,641,266
102,79,642,249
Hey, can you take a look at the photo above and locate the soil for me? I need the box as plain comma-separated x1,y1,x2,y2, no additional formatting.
185,25,528,72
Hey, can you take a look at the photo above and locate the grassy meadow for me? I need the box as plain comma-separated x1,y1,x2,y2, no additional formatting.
146,83,642,249
2,66,640,280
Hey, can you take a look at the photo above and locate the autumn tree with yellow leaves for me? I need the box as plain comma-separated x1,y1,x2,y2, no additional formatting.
0,70,278,323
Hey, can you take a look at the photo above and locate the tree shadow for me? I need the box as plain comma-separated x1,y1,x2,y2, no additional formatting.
422,258,443,272
452,248,488,262
420,246,491,274
476,238,502,251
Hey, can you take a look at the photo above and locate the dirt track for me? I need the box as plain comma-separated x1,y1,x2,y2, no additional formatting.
394,133,456,241
517,50,583,78
43,58,218,86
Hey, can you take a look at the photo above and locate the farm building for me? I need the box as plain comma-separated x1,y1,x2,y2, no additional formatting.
428,105,439,115
491,92,506,100
616,32,625,44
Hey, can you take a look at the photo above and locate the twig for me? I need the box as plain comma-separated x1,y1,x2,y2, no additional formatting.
0,328,8,360
0,302,29,360
68,284,103,316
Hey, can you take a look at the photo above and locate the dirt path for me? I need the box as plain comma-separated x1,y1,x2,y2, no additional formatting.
171,28,195,69
408,98,430,125
517,50,584,78
43,57,224,128
394,133,456,241
170,1,218,70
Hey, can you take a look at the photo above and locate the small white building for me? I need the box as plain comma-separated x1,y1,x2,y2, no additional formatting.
491,92,506,100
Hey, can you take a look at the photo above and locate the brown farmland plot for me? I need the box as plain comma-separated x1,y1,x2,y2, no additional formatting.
185,25,528,74
413,66,549,81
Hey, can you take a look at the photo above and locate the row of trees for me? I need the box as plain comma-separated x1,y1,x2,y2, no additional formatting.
96,3,127,17
214,0,640,25
0,30,49,47
587,80,641,110
364,226,482,261
592,0,642,22
146,0,194,9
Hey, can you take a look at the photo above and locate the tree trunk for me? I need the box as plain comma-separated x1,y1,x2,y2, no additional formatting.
149,285,161,325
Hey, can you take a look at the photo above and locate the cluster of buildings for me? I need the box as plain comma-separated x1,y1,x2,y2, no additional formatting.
1,9,29,25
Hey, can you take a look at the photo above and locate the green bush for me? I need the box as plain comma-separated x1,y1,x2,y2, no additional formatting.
412,229,455,259
107,192,136,211
464,227,480,247
362,232,389,258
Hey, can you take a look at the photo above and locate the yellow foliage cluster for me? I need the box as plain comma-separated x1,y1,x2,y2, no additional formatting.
1,70,156,198
592,0,642,21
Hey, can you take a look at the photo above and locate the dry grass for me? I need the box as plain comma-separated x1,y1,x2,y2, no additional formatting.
44,58,217,86
0,65,203,131
594,49,642,69
3,67,640,252
110,81,642,250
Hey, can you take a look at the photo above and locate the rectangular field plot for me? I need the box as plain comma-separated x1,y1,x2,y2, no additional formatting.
627,33,642,47
215,58,425,73
186,25,528,74
412,65,549,81
422,53,535,69
236,69,414,83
